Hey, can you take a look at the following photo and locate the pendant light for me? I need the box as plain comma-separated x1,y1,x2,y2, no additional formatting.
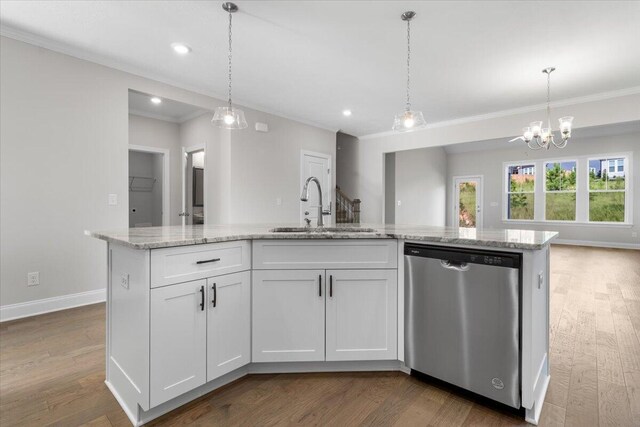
212,2,248,129
392,11,426,132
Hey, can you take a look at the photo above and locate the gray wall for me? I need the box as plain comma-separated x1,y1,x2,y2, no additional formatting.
0,36,334,308
128,114,181,224
394,147,447,226
446,131,639,246
336,132,359,199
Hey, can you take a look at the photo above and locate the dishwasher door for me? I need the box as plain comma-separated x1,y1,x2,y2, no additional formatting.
404,244,521,409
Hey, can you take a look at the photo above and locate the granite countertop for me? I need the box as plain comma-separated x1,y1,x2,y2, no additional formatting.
88,223,558,251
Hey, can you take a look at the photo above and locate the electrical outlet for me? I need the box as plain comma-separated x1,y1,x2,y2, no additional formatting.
108,193,118,206
119,274,129,289
28,272,40,287
397,200,402,206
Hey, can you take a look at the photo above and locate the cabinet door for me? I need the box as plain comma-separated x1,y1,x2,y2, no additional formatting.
325,269,397,361
207,271,251,381
252,270,325,362
150,279,207,407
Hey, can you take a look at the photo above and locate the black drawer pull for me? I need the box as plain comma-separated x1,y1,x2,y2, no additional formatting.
319,274,322,297
212,283,217,307
197,258,220,265
330,275,333,297
199,285,205,311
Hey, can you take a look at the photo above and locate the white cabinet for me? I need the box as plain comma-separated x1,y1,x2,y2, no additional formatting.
252,270,325,362
207,271,251,381
150,279,207,407
325,270,397,361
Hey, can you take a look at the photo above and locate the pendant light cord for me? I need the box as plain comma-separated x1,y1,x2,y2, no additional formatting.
406,19,411,111
227,11,233,108
546,71,551,129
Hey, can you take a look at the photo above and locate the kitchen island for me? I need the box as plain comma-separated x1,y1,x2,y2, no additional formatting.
90,224,557,426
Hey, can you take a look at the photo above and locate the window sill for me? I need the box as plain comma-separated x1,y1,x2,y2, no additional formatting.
501,220,633,228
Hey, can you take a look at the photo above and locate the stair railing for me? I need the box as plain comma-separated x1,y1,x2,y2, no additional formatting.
335,186,361,224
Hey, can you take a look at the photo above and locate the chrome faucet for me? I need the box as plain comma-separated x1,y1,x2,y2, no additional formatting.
300,176,330,227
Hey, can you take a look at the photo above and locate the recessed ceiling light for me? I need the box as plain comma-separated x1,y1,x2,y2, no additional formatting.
150,97,162,104
343,110,352,117
171,43,192,55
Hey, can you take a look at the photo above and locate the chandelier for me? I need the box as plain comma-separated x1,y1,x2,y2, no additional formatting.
392,11,426,132
510,67,573,149
212,2,248,130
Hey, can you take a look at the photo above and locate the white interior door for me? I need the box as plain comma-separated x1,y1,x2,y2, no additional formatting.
453,176,483,230
181,146,205,226
300,151,331,224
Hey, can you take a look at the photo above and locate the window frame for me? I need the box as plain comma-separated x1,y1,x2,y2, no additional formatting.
502,152,633,226
587,155,630,224
504,161,537,221
543,159,578,222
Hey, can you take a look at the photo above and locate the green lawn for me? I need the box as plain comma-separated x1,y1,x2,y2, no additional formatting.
546,193,576,221
508,194,534,220
589,192,625,222
589,176,625,190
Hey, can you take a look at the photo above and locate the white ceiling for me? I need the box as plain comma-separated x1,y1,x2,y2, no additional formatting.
129,90,206,123
2,1,639,136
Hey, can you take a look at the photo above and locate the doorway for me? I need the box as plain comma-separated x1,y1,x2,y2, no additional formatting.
300,150,332,225
128,145,170,227
453,175,483,230
181,146,205,225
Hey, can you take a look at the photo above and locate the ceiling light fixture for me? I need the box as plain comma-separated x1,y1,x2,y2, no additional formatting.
150,97,162,104
343,110,352,117
212,2,247,130
510,68,573,149
171,43,192,55
392,11,426,132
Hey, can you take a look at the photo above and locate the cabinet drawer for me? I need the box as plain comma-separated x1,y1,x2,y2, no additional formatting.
151,241,250,287
252,240,397,270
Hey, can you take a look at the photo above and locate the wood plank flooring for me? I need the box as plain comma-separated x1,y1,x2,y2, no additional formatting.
1,245,638,426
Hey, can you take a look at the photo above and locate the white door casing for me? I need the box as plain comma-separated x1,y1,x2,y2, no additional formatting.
207,271,251,381
300,150,331,224
325,269,397,361
453,175,483,230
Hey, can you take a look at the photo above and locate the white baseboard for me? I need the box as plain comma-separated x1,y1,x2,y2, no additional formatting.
0,288,106,322
552,239,640,250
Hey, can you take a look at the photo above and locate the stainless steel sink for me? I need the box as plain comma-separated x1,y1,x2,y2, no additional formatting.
269,227,378,233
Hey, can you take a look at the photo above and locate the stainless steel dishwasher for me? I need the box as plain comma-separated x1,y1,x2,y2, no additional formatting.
404,243,521,409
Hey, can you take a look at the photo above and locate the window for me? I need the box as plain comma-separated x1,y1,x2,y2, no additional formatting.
588,157,626,222
545,161,576,221
506,164,535,220
504,153,631,224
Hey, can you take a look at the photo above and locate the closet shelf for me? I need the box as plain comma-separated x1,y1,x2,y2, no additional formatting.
129,176,156,192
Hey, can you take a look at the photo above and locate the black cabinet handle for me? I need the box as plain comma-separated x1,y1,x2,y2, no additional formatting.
212,283,217,307
197,258,220,265
330,275,333,297
319,274,322,297
199,285,205,311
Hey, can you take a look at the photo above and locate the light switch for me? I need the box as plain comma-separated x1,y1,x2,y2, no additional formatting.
27,272,39,287
108,194,118,206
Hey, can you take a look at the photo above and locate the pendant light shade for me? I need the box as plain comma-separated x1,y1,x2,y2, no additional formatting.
393,109,426,132
213,2,247,130
392,11,426,132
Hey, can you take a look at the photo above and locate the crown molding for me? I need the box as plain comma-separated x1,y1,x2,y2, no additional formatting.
0,24,338,134
128,109,181,124
359,86,640,140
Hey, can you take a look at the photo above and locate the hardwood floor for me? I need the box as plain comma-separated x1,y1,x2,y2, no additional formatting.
1,245,638,426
